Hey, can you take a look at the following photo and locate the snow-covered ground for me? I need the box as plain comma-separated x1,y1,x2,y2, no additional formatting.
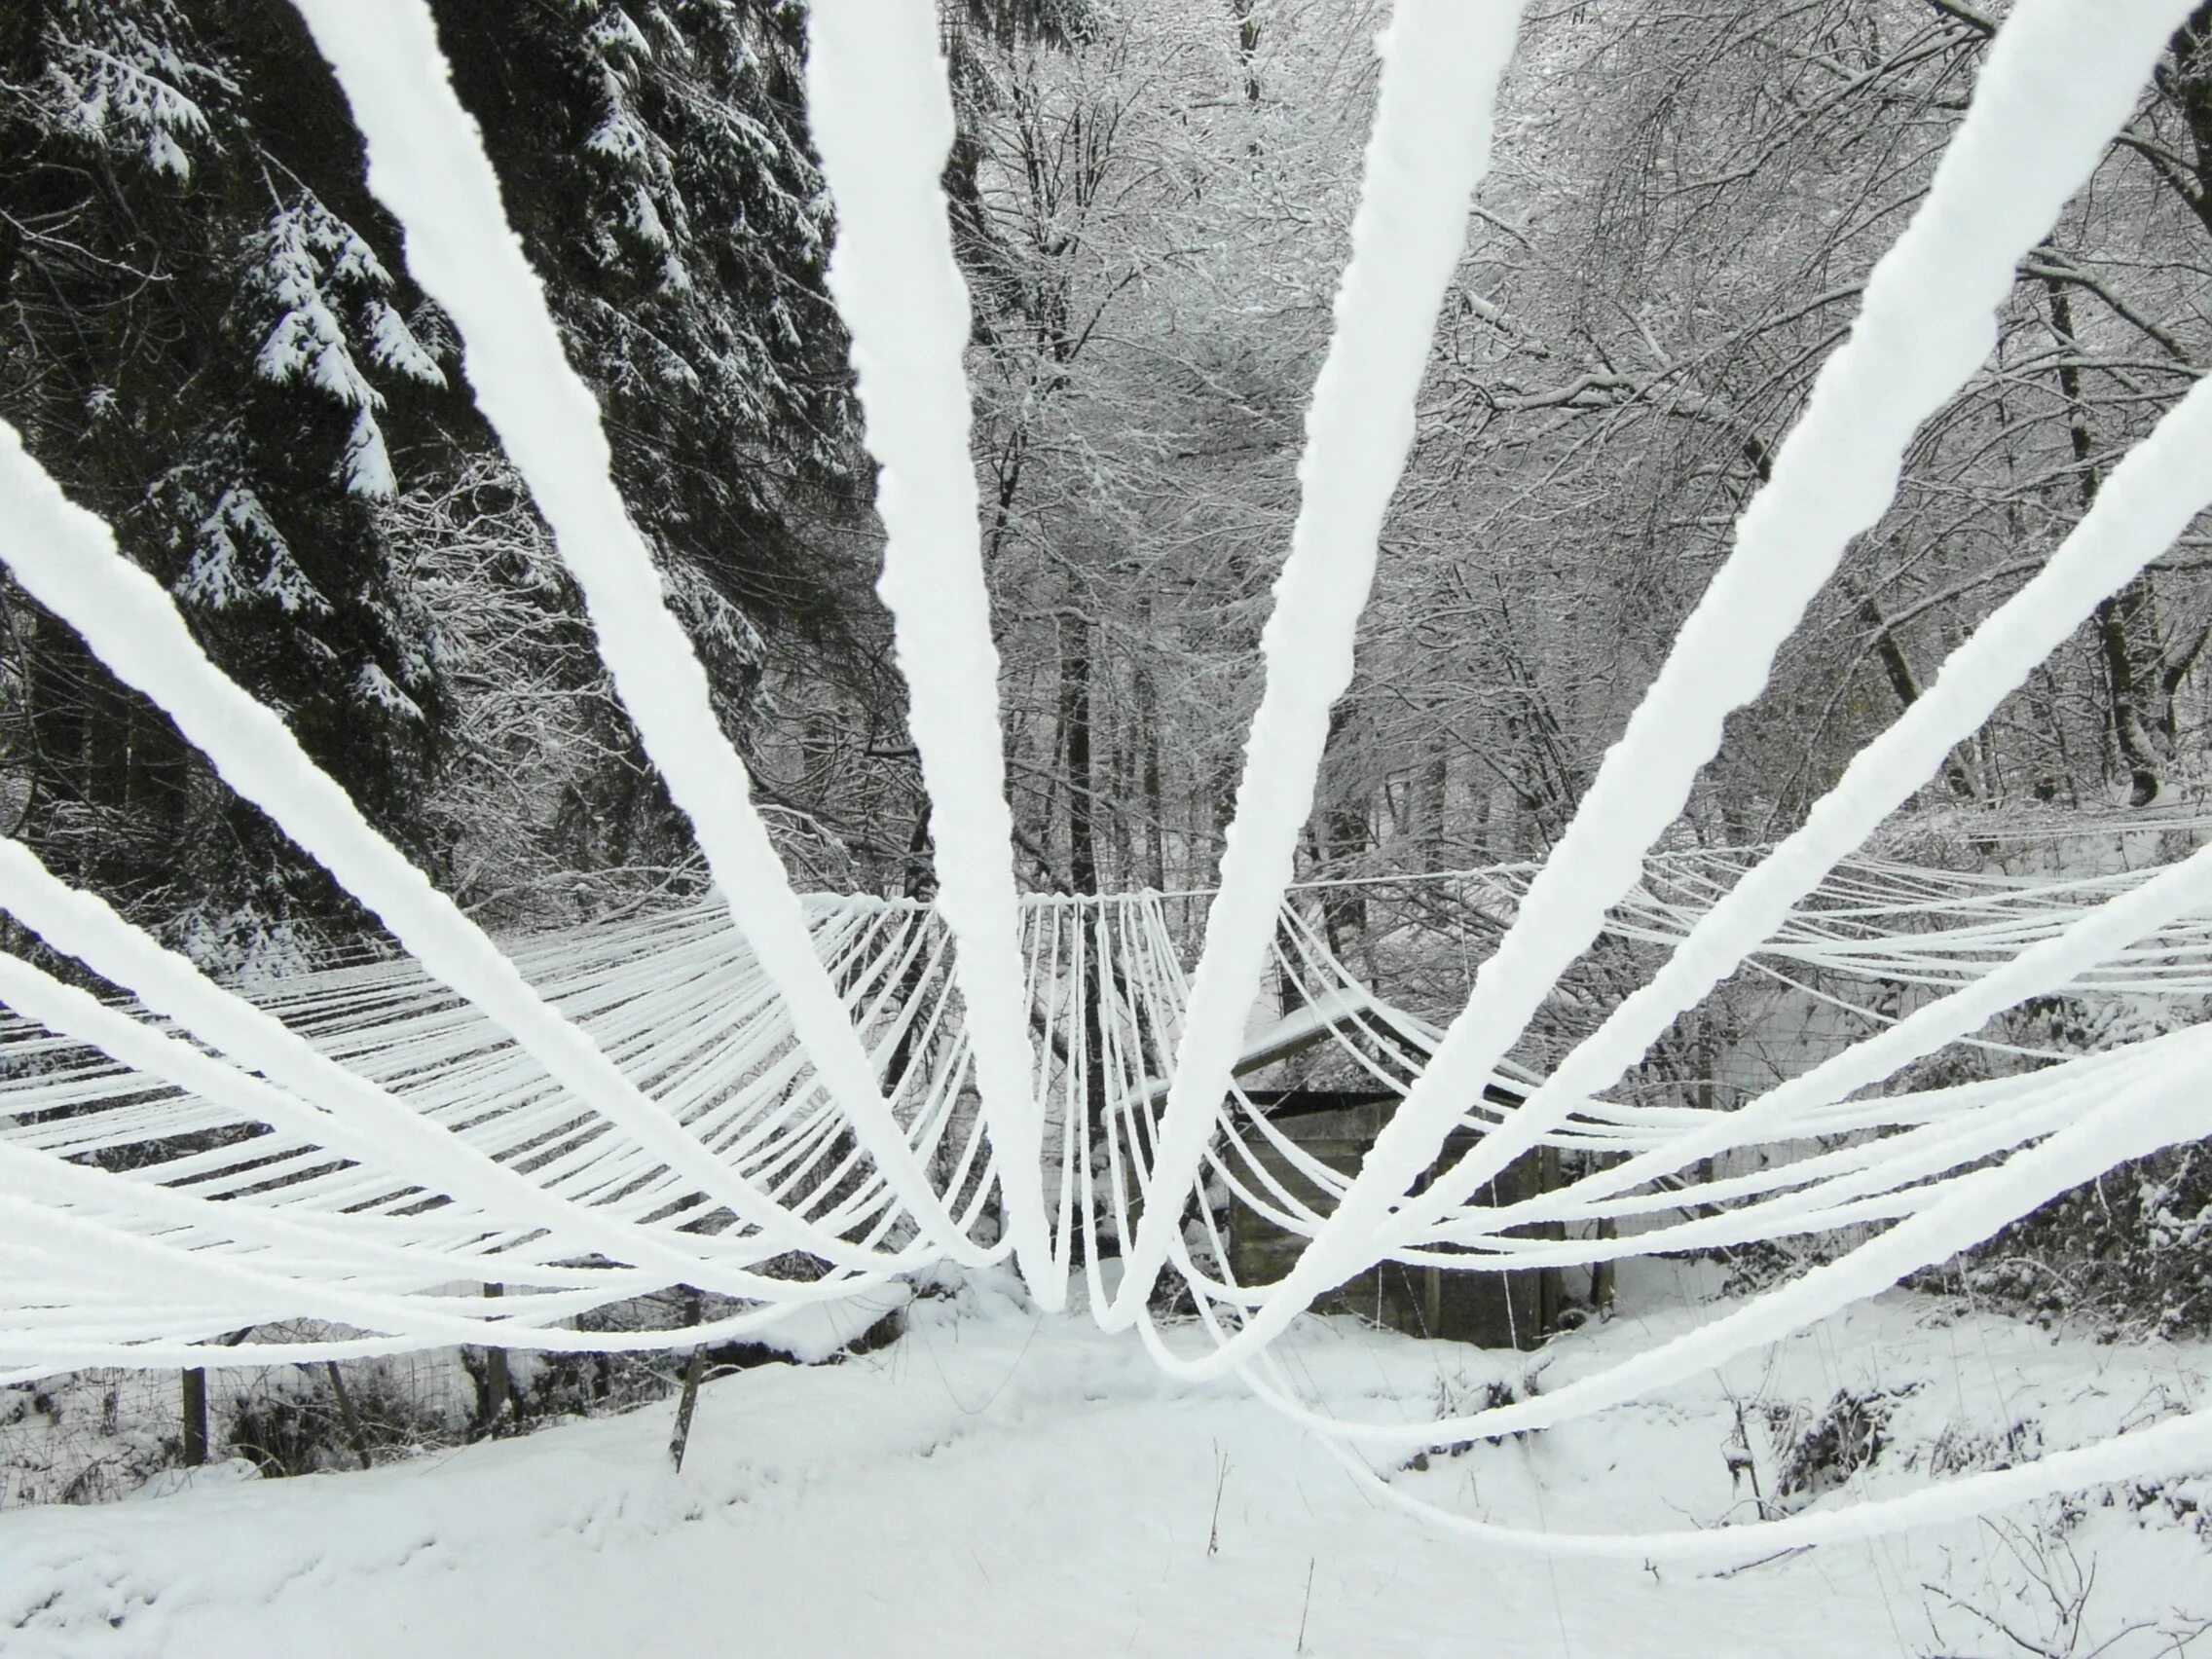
4,1264,2207,1658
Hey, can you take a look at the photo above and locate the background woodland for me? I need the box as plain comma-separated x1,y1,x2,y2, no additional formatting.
4,0,2211,971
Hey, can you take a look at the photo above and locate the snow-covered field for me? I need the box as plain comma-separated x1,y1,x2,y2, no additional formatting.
5,1264,2207,1658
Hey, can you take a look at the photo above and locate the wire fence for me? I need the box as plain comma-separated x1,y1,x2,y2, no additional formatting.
1,1295,714,1511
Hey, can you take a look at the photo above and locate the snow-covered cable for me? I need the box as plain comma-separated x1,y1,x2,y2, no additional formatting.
1393,353,2212,1243
1111,0,1532,1326
281,0,972,1255
0,424,939,1272
1159,0,2197,1377
801,8,1052,1302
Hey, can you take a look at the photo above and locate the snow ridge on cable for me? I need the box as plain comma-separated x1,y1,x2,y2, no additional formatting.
1153,0,2202,1379
802,10,1054,1300
1110,0,1533,1326
282,0,973,1259
2,0,2210,1560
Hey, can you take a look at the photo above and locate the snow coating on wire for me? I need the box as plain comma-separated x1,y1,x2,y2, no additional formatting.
0,0,2208,1558
281,0,975,1257
1154,0,2202,1377
801,8,1054,1303
1108,0,1534,1328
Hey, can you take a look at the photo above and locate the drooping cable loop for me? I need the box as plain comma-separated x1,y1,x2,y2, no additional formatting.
0,0,2206,1559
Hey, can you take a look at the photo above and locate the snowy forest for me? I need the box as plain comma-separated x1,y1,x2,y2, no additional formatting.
14,0,2211,954
5,1,2212,1654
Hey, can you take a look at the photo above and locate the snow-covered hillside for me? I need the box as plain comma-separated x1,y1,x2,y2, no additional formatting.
6,1267,2207,1658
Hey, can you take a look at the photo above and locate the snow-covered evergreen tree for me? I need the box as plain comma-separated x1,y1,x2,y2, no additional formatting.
433,0,864,633
0,0,461,965
0,0,874,957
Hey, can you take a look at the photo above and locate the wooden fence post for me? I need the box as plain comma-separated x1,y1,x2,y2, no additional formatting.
481,1282,509,1434
325,1361,373,1471
180,1368,207,1467
667,1287,706,1472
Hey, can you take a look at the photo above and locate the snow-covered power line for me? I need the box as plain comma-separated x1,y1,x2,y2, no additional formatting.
0,0,2209,1561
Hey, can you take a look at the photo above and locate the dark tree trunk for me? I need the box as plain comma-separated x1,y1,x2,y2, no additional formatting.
1315,702,1369,960
2045,276,2166,804
1845,579,1981,798
1232,0,1263,103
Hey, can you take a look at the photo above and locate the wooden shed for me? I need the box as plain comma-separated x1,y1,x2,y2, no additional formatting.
1225,1088,1566,1351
